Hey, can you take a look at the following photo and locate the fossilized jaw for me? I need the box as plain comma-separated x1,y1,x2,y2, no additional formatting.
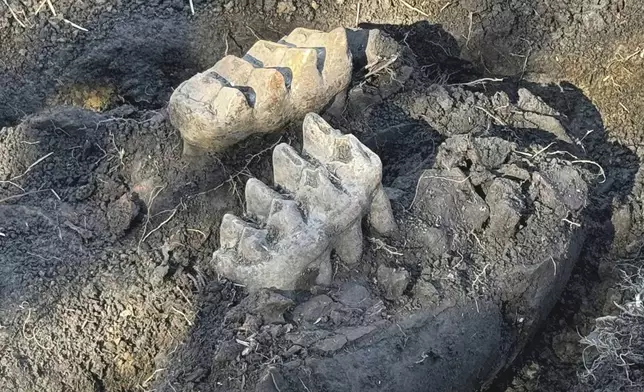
168,27,352,152
213,113,397,291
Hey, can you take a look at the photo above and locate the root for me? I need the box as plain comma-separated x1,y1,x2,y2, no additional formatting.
579,264,644,387
399,0,429,17
367,237,403,256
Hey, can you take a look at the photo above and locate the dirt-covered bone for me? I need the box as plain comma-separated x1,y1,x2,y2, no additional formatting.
168,27,353,152
213,113,396,291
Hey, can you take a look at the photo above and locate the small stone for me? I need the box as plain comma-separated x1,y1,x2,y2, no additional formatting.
335,283,373,309
149,264,169,286
285,330,331,347
313,334,347,353
292,295,334,322
284,344,303,357
250,290,294,324
214,340,243,362
310,1,319,9
276,0,295,14
377,265,410,300
336,325,377,342
282,359,302,370
412,279,440,303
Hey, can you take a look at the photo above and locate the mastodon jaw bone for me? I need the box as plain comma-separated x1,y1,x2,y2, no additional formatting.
213,113,397,291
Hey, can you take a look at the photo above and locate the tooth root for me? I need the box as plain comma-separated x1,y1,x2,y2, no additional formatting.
211,55,255,86
239,227,270,263
315,249,333,286
334,221,363,264
302,112,340,162
368,185,398,236
266,199,304,234
273,143,310,193
246,178,283,223
219,214,246,249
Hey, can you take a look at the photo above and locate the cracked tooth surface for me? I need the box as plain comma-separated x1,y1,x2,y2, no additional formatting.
219,214,246,249
239,227,270,263
246,68,288,126
266,199,304,236
211,55,255,86
245,178,283,223
273,143,310,194
213,86,253,129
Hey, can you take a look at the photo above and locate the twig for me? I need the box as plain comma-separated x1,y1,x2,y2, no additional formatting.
367,237,403,256
50,189,61,201
34,0,47,15
63,18,88,32
516,142,556,159
270,372,282,392
355,2,361,27
449,77,504,87
171,306,193,326
474,105,506,125
46,0,56,16
8,152,53,182
299,378,312,392
0,189,51,204
571,160,607,183
189,0,194,14
187,228,207,240
137,185,165,251
142,368,166,387
465,12,474,48
246,25,261,41
562,218,581,228
399,0,429,17
551,256,557,277
439,2,451,13
3,0,26,28
364,55,399,78
142,208,178,243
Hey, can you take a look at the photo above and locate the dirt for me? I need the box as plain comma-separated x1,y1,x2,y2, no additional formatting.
2,0,644,391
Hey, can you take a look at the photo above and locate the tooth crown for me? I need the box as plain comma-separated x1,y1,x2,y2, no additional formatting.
168,27,353,152
213,113,397,291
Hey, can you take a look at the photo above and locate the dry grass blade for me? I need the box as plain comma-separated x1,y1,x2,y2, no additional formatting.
399,0,429,17
3,0,26,28
63,18,88,32
46,0,56,16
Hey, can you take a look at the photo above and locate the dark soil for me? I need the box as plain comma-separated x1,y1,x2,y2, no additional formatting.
2,0,644,391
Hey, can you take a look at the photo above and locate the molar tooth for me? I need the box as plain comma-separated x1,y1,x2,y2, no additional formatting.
212,55,255,86
239,227,270,263
334,221,363,265
219,214,246,249
302,112,338,162
273,144,310,193
266,199,303,235
245,178,283,223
